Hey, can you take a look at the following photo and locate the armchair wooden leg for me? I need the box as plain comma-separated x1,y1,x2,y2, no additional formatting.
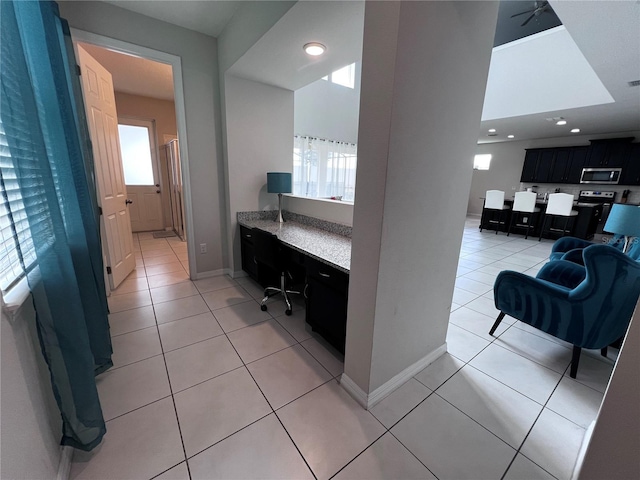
489,312,506,336
601,347,608,358
570,345,582,378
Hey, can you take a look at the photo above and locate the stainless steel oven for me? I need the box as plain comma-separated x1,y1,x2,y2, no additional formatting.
580,167,622,184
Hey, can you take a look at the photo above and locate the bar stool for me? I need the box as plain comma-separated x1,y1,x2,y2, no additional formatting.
481,190,510,234
539,193,578,241
507,191,540,239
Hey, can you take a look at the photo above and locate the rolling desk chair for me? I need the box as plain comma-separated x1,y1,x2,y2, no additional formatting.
251,227,301,316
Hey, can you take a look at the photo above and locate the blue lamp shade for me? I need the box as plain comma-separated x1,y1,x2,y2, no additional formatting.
267,172,292,194
604,204,640,237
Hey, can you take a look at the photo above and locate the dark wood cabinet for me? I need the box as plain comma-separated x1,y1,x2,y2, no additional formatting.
240,225,258,281
239,225,349,353
305,257,349,354
521,149,542,182
519,141,636,185
566,146,589,184
548,148,571,183
585,138,633,168
620,143,640,185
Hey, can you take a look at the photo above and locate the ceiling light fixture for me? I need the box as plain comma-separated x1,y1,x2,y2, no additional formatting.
303,42,326,56
488,128,496,133
556,119,567,126
508,135,515,139
571,128,581,133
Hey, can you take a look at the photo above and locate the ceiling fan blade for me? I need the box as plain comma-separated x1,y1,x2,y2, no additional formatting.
521,13,536,26
511,9,534,18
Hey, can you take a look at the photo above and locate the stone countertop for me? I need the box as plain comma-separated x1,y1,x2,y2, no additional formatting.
238,218,351,273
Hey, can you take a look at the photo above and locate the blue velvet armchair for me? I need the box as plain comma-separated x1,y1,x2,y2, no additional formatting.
491,244,640,378
549,235,625,264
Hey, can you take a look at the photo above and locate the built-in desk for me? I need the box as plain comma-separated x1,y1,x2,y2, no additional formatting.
237,211,351,352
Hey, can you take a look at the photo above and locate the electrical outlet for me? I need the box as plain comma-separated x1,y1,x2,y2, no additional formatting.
200,243,207,254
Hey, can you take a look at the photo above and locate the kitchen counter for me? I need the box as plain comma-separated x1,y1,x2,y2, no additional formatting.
237,212,351,273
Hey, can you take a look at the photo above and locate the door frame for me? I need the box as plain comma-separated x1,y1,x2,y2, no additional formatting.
70,28,195,280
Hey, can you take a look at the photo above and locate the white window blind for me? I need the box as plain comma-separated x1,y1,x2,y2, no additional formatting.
0,121,37,292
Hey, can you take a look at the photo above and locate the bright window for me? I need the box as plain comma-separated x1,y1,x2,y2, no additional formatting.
474,154,492,170
0,121,37,292
118,124,155,185
293,136,357,201
331,63,355,89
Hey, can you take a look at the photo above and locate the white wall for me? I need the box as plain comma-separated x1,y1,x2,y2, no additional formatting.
468,130,640,215
294,62,361,144
1,301,63,480
224,75,294,274
345,0,498,395
576,303,640,479
60,1,225,277
283,195,354,226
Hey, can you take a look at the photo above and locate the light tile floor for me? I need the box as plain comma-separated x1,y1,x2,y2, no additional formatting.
70,220,616,479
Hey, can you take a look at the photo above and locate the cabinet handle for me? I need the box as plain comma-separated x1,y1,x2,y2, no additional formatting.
304,283,309,299
245,234,252,238
319,272,331,278
253,256,258,265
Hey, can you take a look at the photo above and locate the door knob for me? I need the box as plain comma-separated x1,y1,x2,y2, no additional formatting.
125,199,133,205
156,184,160,187
156,190,161,194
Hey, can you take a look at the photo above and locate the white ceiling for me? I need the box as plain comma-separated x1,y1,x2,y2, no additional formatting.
79,43,175,101
102,0,240,37
92,0,640,143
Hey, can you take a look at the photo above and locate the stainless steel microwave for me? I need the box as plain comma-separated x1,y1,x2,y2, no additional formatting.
580,167,622,184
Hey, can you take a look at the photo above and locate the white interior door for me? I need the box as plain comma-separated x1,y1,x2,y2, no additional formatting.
118,118,164,232
77,45,135,290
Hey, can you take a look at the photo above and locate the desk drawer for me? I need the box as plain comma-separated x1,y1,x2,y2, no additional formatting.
305,257,349,292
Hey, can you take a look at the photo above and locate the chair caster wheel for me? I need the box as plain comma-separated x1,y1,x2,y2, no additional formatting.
261,305,267,311
285,309,292,316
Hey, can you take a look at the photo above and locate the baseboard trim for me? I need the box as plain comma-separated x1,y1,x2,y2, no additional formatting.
571,420,596,479
230,270,248,279
56,446,73,480
340,343,447,409
193,268,227,280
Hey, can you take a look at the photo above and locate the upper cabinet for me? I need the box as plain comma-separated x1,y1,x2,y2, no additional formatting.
585,138,633,168
520,139,637,185
620,143,640,185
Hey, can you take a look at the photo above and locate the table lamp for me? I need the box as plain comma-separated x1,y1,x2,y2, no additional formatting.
267,172,292,223
603,204,640,253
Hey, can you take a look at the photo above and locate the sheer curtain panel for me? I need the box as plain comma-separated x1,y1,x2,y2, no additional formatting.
0,0,111,450
293,136,357,201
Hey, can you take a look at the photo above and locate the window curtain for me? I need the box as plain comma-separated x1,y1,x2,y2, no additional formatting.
1,0,111,450
293,136,357,201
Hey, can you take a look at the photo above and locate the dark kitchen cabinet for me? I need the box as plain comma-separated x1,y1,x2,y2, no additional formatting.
566,146,589,184
520,150,539,182
621,143,640,185
521,150,542,182
548,148,571,183
585,138,633,168
240,225,258,281
305,257,349,354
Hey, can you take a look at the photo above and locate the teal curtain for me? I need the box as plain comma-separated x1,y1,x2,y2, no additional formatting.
0,1,111,450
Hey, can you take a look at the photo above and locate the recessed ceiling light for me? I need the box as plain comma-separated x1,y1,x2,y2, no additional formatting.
488,128,496,133
303,42,326,56
571,128,581,133
556,120,567,126
508,135,515,139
